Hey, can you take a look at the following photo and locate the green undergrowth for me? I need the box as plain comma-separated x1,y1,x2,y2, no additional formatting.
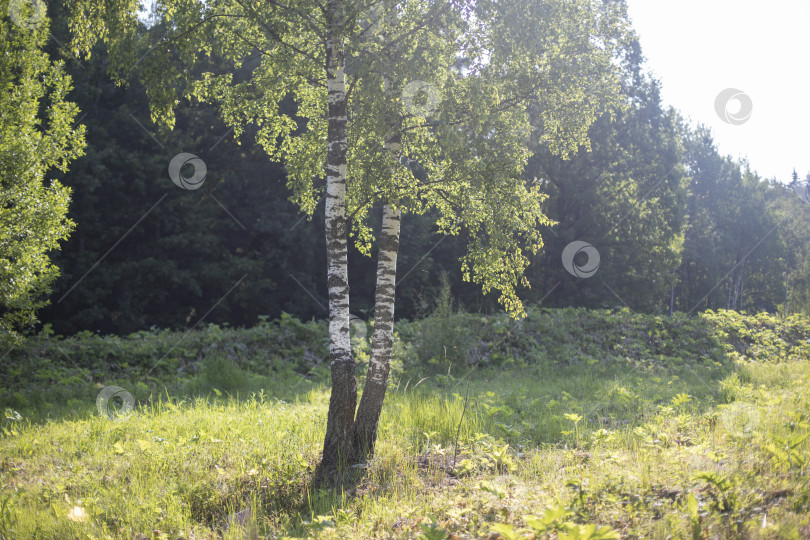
1,308,809,538
3,307,810,420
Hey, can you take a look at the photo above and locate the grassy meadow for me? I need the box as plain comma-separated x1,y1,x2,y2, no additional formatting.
1,308,809,539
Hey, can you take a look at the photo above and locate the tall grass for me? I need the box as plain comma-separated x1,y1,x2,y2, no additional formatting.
1,308,809,537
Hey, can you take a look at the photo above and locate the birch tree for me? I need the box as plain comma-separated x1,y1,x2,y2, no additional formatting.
68,0,631,477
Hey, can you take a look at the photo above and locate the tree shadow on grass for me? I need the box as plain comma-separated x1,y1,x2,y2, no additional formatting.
393,309,749,448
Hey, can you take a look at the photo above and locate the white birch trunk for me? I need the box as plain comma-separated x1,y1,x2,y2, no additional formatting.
351,29,403,455
319,0,356,477
352,202,401,456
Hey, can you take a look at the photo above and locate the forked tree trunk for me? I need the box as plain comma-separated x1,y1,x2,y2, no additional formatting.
319,0,356,477
352,202,401,458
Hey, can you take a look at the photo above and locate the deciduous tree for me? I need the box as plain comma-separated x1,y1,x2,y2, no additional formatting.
68,0,630,477
0,0,85,340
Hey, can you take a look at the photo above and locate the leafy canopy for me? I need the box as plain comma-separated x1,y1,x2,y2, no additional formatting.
69,0,631,316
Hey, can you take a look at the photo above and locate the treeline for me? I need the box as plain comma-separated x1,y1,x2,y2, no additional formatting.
30,5,810,336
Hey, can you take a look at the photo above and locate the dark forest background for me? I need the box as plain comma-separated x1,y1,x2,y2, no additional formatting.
36,6,810,337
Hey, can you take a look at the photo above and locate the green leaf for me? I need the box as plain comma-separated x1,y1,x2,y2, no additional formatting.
490,523,521,540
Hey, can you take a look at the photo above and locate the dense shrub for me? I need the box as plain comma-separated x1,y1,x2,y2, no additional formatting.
2,307,809,413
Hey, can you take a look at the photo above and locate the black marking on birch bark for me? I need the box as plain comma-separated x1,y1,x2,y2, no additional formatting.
352,204,401,459
319,0,358,480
